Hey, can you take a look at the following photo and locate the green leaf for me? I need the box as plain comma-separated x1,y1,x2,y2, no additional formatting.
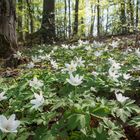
17,132,30,140
67,113,90,130
92,106,110,118
129,116,140,128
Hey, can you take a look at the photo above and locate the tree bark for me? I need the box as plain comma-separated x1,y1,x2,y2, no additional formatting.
64,0,67,38
136,0,139,28
0,0,17,59
105,8,109,35
26,0,34,33
127,0,134,32
68,0,71,38
41,0,55,42
73,0,79,35
120,0,127,34
97,0,100,37
90,5,96,37
17,0,23,41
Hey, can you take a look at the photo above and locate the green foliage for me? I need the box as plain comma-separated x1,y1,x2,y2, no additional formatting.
16,0,139,38
1,39,140,139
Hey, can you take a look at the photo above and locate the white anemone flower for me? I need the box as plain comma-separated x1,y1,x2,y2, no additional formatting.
30,92,44,109
44,54,51,60
0,114,20,133
50,50,54,55
70,45,77,49
50,60,58,69
39,55,46,60
108,58,116,64
78,39,84,46
85,46,92,51
135,48,140,58
110,41,119,49
123,73,131,80
78,39,89,45
29,77,44,89
67,74,83,86
108,59,121,81
111,61,121,70
13,51,22,59
53,46,58,51
32,56,41,63
62,44,69,49
108,67,120,81
0,92,7,101
94,51,102,57
65,61,77,73
27,62,35,69
88,63,94,66
93,41,104,48
92,71,99,76
38,49,44,53
75,57,85,67
104,46,109,51
115,93,129,103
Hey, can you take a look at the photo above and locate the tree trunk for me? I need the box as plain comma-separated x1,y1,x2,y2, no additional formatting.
97,0,100,37
80,17,85,37
26,0,34,33
64,0,67,38
17,0,23,41
120,0,127,34
41,0,55,42
68,0,71,38
0,0,17,59
90,5,96,37
136,0,139,28
73,0,79,35
105,8,109,35
127,0,134,32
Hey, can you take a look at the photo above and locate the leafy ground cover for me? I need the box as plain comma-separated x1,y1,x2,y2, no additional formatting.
1,38,140,140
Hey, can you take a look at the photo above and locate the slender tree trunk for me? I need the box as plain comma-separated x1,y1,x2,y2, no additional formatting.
68,0,71,38
0,0,17,59
73,0,79,35
90,5,96,37
127,0,134,32
80,17,85,37
64,0,67,38
136,0,139,28
25,12,30,37
97,0,100,37
17,0,23,41
106,8,109,34
120,0,126,34
129,0,134,27
26,0,34,33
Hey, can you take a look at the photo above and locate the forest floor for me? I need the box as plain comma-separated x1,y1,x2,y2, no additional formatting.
1,34,140,140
